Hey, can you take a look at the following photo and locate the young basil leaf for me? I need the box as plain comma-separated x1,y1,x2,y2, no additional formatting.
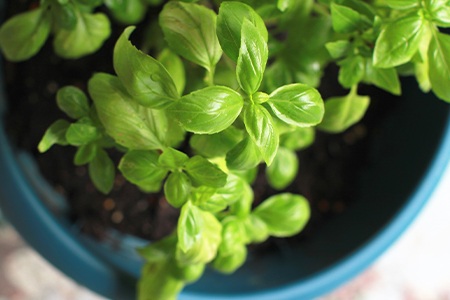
189,127,243,158
53,9,110,59
212,244,247,274
37,119,70,152
52,3,78,30
364,58,401,95
170,262,205,284
253,193,310,237
164,172,192,208
428,31,450,102
426,1,450,28
242,214,269,243
88,73,164,150
65,122,100,146
268,83,324,127
138,260,184,300
280,127,315,151
373,12,426,68
266,147,298,190
190,186,225,213
159,1,222,72
217,1,268,62
318,90,370,133
74,143,97,166
104,0,147,24
331,3,372,34
167,86,244,134
158,49,186,96
236,19,268,95
243,104,279,166
113,27,178,109
337,0,376,19
137,234,177,262
119,150,168,192
184,156,227,188
56,86,90,119
176,202,222,265
218,217,246,255
0,8,51,61
325,40,352,59
338,55,365,88
228,180,254,218
386,0,419,9
226,136,262,171
89,149,115,194
209,173,248,208
159,148,189,171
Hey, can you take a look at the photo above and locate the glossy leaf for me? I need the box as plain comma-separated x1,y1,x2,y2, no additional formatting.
190,186,226,213
56,86,90,119
242,214,269,243
338,55,365,88
209,173,248,208
88,73,164,150
89,149,115,194
159,1,222,72
331,3,371,33
158,49,186,95
243,104,279,165
386,0,419,9
104,0,147,24
266,147,298,190
268,83,324,127
253,193,310,237
74,143,97,166
53,10,110,59
167,86,243,134
164,172,191,208
373,12,426,68
426,0,450,27
280,127,315,151
159,147,189,170
217,1,268,62
66,122,100,146
38,119,70,152
318,90,370,133
114,27,178,109
0,8,51,61
325,40,352,59
364,59,401,95
428,31,450,102
212,244,247,274
236,19,268,95
226,136,262,171
184,156,227,188
176,202,222,265
119,150,168,192
189,127,243,158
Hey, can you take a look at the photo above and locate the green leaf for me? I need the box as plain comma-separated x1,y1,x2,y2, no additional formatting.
318,90,370,133
253,193,310,237
113,26,178,109
386,0,419,9
88,73,164,150
226,136,262,171
158,49,186,95
159,1,222,72
0,8,51,61
74,143,97,166
325,40,352,59
228,180,254,217
242,214,269,243
184,156,227,188
167,86,243,134
119,150,168,192
364,59,401,95
217,1,268,62
176,202,222,265
89,149,115,194
428,31,450,102
266,147,298,190
159,148,189,170
164,172,192,208
138,260,184,300
212,244,247,274
373,12,426,68
53,9,110,59
52,3,78,30
243,104,279,165
338,55,365,88
66,122,100,146
426,0,450,27
189,127,243,158
37,119,70,152
236,19,268,95
56,86,90,119
209,173,249,208
268,83,324,127
279,127,315,151
190,186,224,213
104,0,147,24
331,3,372,33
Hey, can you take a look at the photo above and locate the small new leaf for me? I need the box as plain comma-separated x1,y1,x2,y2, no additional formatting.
331,3,372,34
184,156,227,188
38,119,70,152
164,172,191,208
266,147,299,190
89,149,115,194
56,86,90,119
428,31,450,102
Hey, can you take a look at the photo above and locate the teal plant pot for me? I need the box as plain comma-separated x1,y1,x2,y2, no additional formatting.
1,3,450,300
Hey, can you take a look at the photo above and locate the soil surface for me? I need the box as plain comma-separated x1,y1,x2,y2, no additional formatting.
2,1,397,247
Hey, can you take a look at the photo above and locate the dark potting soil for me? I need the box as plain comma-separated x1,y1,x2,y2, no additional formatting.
2,1,399,248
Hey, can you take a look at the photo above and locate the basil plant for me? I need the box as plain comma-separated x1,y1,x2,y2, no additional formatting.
4,0,449,299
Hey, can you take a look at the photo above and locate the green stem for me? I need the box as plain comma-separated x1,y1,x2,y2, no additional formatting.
205,65,216,86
